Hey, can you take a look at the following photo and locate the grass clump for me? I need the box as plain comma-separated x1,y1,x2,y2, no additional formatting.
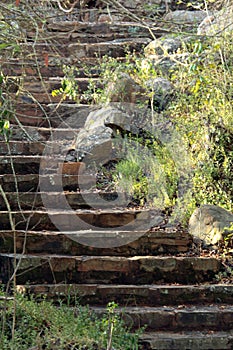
0,293,141,350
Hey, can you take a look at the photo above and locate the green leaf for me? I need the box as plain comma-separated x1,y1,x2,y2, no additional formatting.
3,120,10,130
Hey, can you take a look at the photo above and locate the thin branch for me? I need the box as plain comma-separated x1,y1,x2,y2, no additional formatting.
52,0,80,13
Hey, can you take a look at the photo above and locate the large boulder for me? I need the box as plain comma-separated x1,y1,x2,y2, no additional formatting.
189,205,233,245
74,105,152,164
73,102,177,166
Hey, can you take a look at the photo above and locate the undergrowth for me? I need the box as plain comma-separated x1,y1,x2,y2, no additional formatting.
0,293,141,350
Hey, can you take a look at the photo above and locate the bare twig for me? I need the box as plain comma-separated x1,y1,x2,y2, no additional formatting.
52,0,80,13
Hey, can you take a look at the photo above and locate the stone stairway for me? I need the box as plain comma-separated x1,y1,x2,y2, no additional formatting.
0,2,233,349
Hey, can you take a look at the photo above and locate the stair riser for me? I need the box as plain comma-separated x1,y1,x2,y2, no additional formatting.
0,231,191,256
3,64,101,79
0,255,222,285
0,162,40,174
0,142,64,156
18,284,233,306
0,126,81,141
0,175,95,192
20,40,148,59
11,103,90,128
93,308,233,332
0,192,125,210
139,333,233,350
42,23,158,41
0,211,145,231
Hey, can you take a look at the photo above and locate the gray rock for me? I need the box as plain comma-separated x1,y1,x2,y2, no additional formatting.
74,106,137,164
142,53,189,75
197,6,233,35
73,102,176,167
104,72,147,105
146,77,174,111
75,124,114,164
84,105,132,132
164,10,208,25
189,204,233,245
74,102,172,166
143,36,190,74
144,37,184,57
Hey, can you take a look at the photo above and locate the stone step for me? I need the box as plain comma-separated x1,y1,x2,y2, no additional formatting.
1,125,81,141
20,37,150,60
91,305,233,332
13,103,90,128
16,283,233,306
0,191,129,210
0,141,71,156
23,5,166,25
11,78,100,105
0,208,152,231
0,254,222,285
44,21,161,41
0,155,91,174
0,56,114,82
0,227,191,256
139,331,233,350
2,61,101,79
0,174,95,192
0,155,59,174
21,77,99,94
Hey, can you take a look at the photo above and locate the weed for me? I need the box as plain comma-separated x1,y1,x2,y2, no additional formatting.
0,293,141,350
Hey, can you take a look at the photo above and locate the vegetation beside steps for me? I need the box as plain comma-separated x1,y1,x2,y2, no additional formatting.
0,294,142,350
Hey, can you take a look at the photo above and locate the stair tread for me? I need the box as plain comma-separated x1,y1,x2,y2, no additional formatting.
0,174,94,181
91,305,233,332
0,173,102,192
2,253,206,259
142,330,233,337
0,227,185,234
140,331,233,350
16,282,233,290
1,253,221,284
0,208,150,213
16,282,233,305
91,304,233,311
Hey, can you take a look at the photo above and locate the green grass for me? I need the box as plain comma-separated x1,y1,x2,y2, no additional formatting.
0,293,141,350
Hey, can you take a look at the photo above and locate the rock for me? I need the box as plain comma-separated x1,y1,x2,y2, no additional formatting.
75,124,114,164
145,77,174,111
142,53,189,75
197,6,233,35
104,71,174,112
164,10,208,27
104,72,147,105
74,104,168,165
197,15,215,35
74,106,137,164
144,37,184,57
117,0,169,9
189,205,233,245
143,36,190,74
83,105,135,133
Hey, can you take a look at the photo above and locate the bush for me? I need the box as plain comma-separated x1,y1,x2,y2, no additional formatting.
0,293,141,350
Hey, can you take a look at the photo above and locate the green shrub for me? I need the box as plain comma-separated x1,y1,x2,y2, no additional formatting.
169,34,233,212
0,293,141,350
